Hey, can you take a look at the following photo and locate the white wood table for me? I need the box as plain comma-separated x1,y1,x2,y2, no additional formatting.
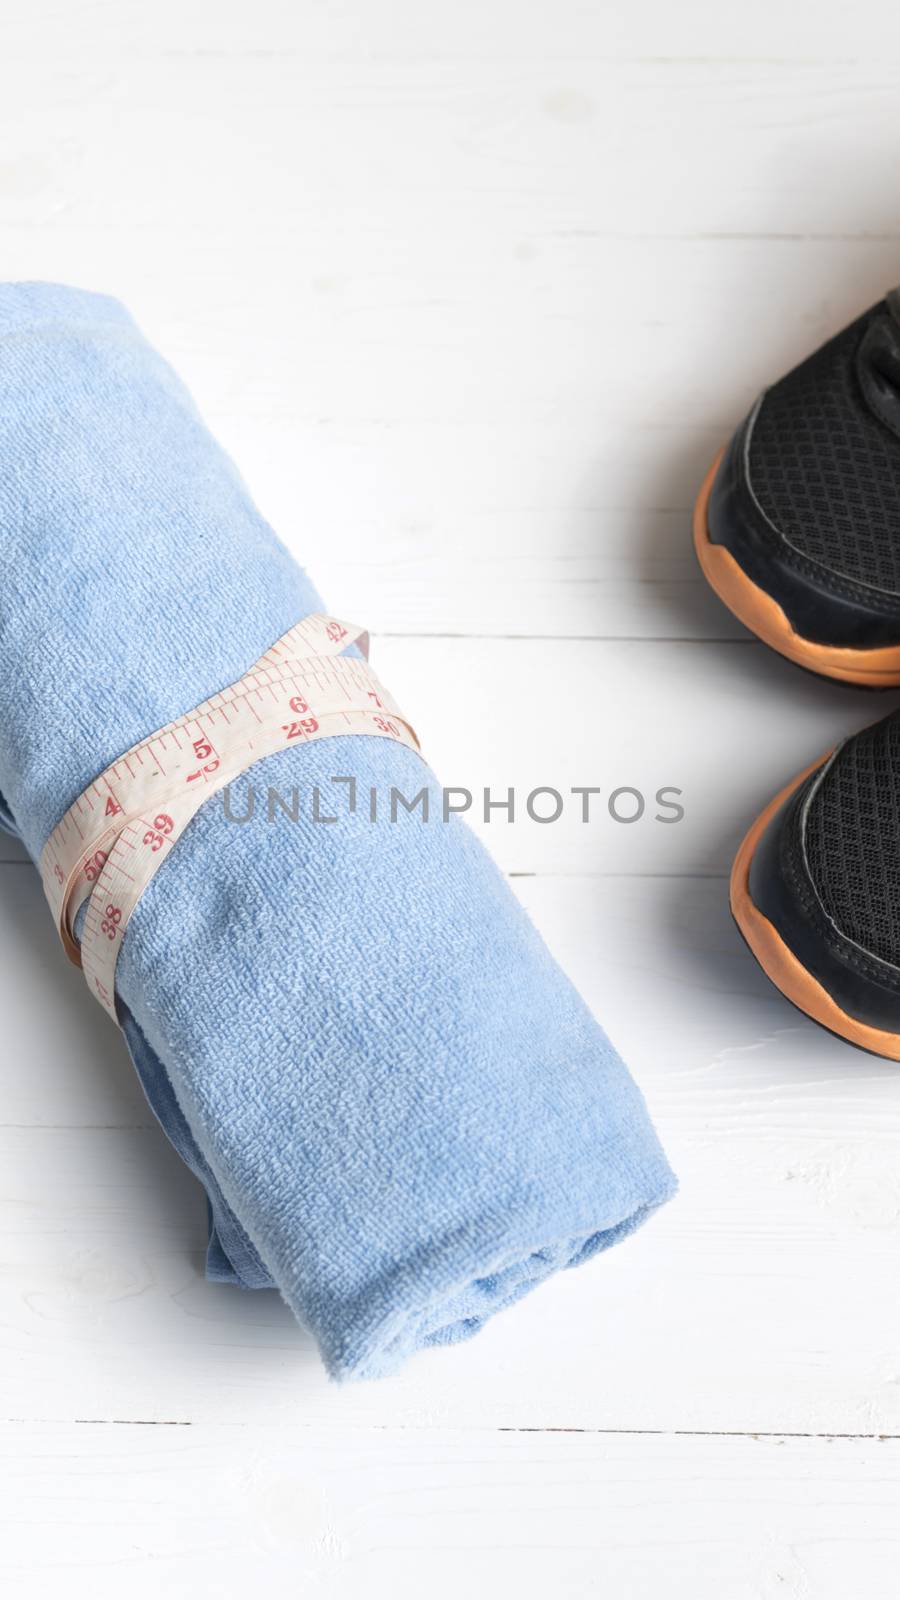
1,2,899,1594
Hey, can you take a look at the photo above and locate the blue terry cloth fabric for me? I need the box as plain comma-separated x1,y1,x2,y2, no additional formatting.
0,282,676,1379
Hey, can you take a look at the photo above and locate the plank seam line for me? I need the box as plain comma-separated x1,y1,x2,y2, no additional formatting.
0,1421,894,1439
499,1427,900,1441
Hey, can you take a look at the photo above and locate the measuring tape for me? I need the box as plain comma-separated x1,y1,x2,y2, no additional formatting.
39,614,419,1022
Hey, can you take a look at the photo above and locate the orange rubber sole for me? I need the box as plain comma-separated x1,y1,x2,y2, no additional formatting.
731,761,900,1061
694,452,900,687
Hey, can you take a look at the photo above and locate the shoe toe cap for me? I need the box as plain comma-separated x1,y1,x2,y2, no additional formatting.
708,402,900,652
742,750,900,1040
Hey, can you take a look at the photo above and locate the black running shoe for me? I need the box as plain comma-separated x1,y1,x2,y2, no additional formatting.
732,712,900,1059
695,290,900,685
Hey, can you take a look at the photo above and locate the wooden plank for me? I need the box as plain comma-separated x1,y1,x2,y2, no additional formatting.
374,635,892,877
0,1423,897,1600
0,48,898,641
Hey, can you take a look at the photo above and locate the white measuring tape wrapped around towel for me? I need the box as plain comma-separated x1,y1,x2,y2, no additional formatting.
39,615,419,1022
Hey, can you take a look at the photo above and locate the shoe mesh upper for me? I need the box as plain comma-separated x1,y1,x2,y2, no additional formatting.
749,309,900,594
804,713,900,966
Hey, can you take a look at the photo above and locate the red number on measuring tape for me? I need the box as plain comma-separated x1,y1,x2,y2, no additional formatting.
373,716,399,736
186,760,220,782
84,849,108,882
185,736,220,784
101,904,122,940
105,795,121,817
325,621,348,644
289,695,310,714
283,716,320,739
142,814,174,852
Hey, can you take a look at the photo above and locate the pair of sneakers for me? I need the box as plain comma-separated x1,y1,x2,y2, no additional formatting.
694,291,900,1061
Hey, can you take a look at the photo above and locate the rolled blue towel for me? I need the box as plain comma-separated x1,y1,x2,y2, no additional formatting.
0,283,675,1379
